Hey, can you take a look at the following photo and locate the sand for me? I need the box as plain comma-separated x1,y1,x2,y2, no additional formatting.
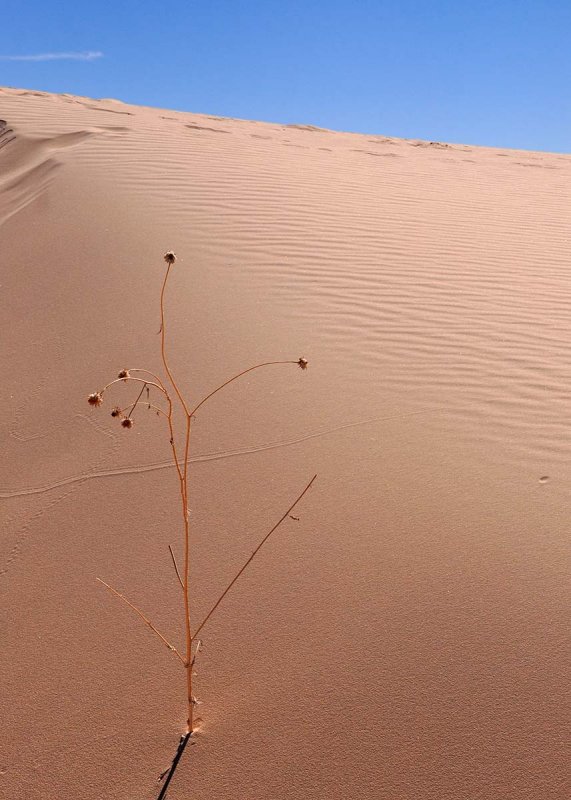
0,86,568,799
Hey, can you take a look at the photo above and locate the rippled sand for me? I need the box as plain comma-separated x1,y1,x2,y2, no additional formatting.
1,87,568,799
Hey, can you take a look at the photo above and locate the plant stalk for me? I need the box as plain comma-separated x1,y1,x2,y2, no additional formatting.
159,261,194,732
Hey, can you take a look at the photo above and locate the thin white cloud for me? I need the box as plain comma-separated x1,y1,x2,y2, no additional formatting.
0,51,103,62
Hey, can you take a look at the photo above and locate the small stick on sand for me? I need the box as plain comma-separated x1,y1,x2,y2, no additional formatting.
157,732,192,800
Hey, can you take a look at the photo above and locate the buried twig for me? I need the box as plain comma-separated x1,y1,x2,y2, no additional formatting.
157,732,192,800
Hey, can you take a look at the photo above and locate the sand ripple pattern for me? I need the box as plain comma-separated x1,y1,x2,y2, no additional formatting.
1,88,569,800
2,88,571,471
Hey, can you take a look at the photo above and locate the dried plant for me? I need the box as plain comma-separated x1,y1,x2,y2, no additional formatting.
88,251,315,796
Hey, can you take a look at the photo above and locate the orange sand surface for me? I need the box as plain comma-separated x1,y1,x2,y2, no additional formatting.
0,87,569,799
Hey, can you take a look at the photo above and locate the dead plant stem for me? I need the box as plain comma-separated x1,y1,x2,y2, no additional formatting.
128,382,148,417
92,253,312,750
96,578,185,664
103,376,167,396
159,262,194,732
193,473,317,639
168,545,184,590
190,361,300,417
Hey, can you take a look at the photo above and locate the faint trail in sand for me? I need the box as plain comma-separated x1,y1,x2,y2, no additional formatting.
0,415,120,579
0,408,438,499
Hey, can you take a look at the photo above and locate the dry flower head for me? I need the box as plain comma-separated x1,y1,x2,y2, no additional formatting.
88,392,104,407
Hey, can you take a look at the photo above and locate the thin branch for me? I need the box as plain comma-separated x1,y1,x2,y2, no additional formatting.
102,376,168,397
168,545,184,590
159,263,192,416
190,361,300,417
165,394,184,484
146,403,170,419
193,474,317,639
97,578,185,665
128,368,168,392
190,639,202,669
128,382,148,417
113,403,169,420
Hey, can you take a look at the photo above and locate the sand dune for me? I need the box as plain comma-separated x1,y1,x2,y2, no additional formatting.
1,86,568,799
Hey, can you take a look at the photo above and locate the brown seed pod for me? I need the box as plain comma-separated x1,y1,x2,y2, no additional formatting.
88,392,104,407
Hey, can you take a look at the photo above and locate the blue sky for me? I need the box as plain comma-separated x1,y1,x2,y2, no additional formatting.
1,0,570,152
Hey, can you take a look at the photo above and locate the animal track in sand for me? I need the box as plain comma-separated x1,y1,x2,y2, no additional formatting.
0,486,80,579
0,408,438,499
0,415,119,579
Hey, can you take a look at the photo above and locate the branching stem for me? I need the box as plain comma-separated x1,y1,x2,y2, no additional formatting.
92,252,313,772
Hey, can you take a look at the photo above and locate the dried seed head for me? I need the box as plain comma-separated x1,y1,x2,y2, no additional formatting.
164,251,176,265
117,369,130,380
111,406,121,418
88,392,104,407
121,417,134,429
297,357,309,370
